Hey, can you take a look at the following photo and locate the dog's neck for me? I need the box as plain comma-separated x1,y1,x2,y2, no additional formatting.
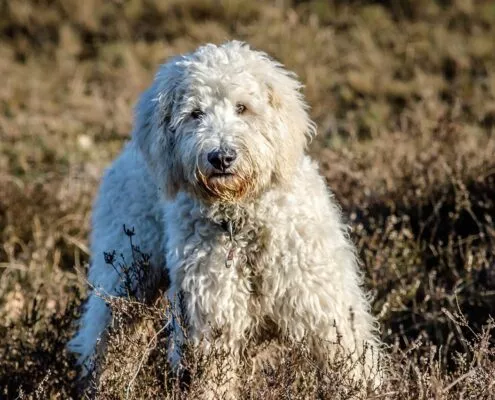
168,191,272,269
171,188,273,237
195,199,261,269
199,200,253,233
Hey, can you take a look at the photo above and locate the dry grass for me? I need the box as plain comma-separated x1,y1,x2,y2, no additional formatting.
1,0,494,398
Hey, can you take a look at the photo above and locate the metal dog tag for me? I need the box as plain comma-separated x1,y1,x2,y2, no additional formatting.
225,246,235,268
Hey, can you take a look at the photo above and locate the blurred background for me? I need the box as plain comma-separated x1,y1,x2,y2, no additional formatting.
0,0,494,398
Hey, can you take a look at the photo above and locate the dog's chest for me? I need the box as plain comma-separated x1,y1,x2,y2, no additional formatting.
223,220,269,294
169,210,271,297
165,197,283,340
190,217,270,292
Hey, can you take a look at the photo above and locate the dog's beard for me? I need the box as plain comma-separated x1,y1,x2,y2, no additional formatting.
195,168,256,203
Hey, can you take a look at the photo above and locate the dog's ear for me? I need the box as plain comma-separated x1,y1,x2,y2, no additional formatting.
261,60,317,185
265,67,316,147
133,58,185,199
133,85,157,149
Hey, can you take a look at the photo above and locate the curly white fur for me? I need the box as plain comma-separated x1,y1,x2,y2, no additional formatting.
69,41,383,393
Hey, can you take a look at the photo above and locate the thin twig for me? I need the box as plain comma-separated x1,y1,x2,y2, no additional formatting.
125,323,169,399
442,370,476,394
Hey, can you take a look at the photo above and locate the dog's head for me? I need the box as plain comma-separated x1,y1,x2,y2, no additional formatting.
134,41,316,203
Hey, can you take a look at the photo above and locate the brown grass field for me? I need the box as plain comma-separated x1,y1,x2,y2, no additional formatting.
1,0,494,398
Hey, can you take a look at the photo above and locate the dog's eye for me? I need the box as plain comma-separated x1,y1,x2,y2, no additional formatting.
235,103,247,115
191,109,205,120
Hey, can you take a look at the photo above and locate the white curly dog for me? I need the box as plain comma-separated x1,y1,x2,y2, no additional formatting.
69,41,382,391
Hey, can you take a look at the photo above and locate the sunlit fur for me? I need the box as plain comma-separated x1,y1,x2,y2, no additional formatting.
69,41,383,396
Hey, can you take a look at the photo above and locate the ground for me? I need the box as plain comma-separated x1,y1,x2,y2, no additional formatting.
0,0,494,399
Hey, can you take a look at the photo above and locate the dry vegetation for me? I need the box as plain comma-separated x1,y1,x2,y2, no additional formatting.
1,0,494,398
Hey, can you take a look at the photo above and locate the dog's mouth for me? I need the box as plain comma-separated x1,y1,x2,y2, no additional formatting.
196,169,253,202
209,172,236,181
206,172,241,187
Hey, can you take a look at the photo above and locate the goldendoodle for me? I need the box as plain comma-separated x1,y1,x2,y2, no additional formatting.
69,41,383,395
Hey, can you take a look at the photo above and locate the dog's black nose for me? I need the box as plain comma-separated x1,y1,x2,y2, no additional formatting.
207,149,237,171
